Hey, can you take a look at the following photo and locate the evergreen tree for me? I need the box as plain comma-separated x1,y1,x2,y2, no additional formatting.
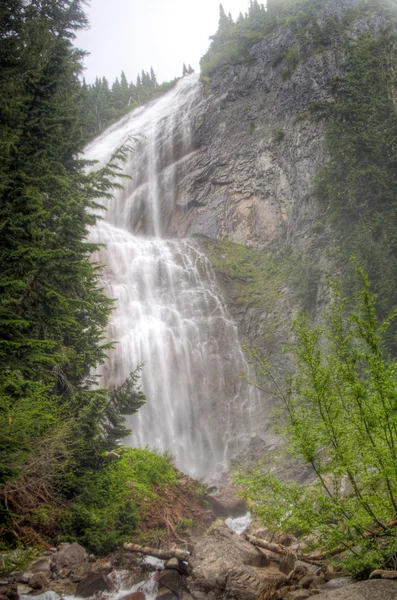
0,0,143,506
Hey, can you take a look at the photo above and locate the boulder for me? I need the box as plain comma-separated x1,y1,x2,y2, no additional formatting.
315,579,397,599
188,522,284,600
55,543,88,568
165,558,186,573
207,486,247,518
29,558,52,576
28,572,50,590
69,563,92,583
75,572,113,598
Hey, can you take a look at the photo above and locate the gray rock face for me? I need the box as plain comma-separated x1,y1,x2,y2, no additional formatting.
55,543,88,568
145,0,386,260
314,579,397,599
188,523,285,600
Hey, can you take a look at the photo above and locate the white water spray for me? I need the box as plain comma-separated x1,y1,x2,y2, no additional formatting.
87,75,259,479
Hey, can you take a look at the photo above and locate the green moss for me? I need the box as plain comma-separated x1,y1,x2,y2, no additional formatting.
206,239,289,314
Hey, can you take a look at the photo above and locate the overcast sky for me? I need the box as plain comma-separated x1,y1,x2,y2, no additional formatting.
76,0,251,85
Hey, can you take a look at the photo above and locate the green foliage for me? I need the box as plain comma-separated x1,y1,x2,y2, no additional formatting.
0,546,38,577
200,0,396,79
60,448,177,554
176,518,193,533
311,26,397,354
281,47,300,79
206,239,289,311
0,0,146,547
81,70,180,140
288,252,321,312
238,267,397,574
271,125,285,141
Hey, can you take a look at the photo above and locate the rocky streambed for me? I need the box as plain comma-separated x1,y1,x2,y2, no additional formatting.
3,507,397,600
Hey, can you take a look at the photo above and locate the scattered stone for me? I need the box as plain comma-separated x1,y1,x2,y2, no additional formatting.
28,572,50,590
370,570,397,580
314,579,397,598
75,571,113,597
55,543,88,568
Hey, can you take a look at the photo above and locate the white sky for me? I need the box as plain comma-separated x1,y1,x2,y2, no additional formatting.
76,0,251,85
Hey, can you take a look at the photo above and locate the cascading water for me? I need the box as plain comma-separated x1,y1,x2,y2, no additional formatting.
86,74,259,480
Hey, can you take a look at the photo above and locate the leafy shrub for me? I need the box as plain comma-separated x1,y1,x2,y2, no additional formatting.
59,447,177,554
238,268,397,574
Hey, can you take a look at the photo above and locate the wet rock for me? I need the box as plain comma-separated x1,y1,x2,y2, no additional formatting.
75,572,113,597
314,579,397,598
207,485,247,517
55,543,88,568
165,558,186,573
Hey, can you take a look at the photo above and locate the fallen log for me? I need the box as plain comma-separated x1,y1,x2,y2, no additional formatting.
245,534,324,567
123,543,190,562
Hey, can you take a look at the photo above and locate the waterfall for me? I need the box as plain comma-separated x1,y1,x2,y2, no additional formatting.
86,74,259,480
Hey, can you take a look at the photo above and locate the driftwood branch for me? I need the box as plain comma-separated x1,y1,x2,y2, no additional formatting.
123,543,190,562
306,520,397,561
245,534,324,567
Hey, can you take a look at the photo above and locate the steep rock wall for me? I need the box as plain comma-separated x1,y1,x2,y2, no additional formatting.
162,0,384,256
